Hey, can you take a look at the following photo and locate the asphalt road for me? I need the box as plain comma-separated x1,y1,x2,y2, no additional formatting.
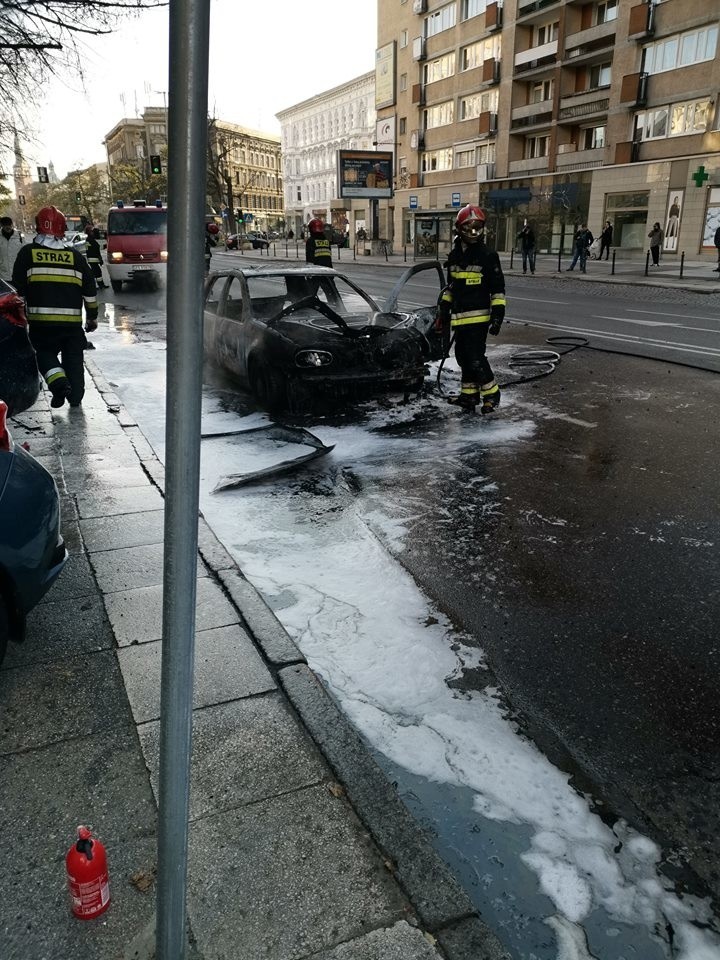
106,261,720,917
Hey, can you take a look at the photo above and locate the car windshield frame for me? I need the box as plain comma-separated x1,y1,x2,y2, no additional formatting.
244,271,380,324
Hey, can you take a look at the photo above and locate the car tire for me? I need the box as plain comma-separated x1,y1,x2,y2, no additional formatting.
250,360,287,414
111,280,123,293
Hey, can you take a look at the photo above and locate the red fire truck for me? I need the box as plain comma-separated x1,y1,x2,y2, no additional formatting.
106,200,168,292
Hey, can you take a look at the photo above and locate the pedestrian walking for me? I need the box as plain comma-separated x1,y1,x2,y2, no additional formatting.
713,225,720,272
439,205,506,415
305,218,333,268
205,222,219,275
517,221,536,275
86,228,107,290
648,222,663,266
287,228,294,240
599,221,613,261
11,205,98,408
567,224,593,273
0,216,25,282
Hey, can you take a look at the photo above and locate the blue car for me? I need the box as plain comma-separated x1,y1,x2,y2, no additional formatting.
0,281,67,665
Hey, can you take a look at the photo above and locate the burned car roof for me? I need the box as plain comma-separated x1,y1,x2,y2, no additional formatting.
203,262,444,414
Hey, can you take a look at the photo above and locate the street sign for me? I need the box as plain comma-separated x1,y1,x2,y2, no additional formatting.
451,192,461,207
409,196,418,209
243,213,253,222
37,166,49,183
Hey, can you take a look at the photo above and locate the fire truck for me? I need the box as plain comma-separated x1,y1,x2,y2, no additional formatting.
106,200,168,292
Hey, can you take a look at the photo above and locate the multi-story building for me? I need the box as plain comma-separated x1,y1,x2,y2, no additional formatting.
377,0,720,260
104,111,282,234
277,72,376,239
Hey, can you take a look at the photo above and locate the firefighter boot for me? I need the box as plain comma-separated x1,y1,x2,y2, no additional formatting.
448,382,479,412
46,367,71,409
480,382,501,416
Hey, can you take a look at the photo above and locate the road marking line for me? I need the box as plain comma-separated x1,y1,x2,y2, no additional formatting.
594,316,674,326
626,308,720,322
513,318,720,359
509,296,570,305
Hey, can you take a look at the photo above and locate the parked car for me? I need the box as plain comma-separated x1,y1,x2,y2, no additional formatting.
226,232,270,251
64,231,88,256
202,261,445,414
246,232,270,250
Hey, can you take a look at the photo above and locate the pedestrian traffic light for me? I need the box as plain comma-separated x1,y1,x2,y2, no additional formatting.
150,155,162,175
18,194,26,206
37,166,49,183
75,192,82,203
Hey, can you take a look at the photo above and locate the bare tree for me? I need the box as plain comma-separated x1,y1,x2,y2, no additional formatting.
0,1,165,153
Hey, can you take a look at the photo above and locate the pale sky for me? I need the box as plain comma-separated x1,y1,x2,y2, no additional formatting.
9,0,378,182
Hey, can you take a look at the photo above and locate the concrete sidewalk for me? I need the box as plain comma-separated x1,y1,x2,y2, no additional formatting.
233,243,720,293
0,368,508,960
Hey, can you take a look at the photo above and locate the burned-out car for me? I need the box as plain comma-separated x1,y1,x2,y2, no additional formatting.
202,263,445,412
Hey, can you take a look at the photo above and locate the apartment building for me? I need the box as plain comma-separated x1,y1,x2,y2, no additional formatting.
377,0,720,259
276,72,376,239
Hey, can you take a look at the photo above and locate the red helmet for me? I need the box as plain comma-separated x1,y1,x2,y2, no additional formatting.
35,205,67,239
206,223,220,234
308,218,325,236
454,205,485,242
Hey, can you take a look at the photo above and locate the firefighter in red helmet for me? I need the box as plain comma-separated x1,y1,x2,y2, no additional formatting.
438,205,506,414
205,221,220,275
11,205,98,409
305,218,333,268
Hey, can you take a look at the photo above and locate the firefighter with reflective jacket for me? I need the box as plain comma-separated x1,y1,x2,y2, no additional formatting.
305,218,333,268
11,205,98,409
439,205,506,414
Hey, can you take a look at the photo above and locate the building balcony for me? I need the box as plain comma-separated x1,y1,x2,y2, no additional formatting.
486,1,503,31
628,1,656,40
516,0,562,23
481,57,501,85
564,18,617,56
514,39,558,70
555,146,605,170
614,140,642,165
619,71,649,107
558,88,610,121
511,98,554,123
508,156,550,175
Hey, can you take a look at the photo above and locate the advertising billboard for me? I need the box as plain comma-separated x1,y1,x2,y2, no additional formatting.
375,42,396,110
337,151,394,199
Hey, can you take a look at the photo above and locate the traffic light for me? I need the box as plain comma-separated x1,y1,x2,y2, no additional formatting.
18,195,26,206
150,155,162,175
37,166,49,183
235,208,243,223
75,192,81,203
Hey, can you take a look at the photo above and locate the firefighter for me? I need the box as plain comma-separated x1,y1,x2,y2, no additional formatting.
86,228,107,290
439,205,506,414
305,218,333,268
11,205,98,409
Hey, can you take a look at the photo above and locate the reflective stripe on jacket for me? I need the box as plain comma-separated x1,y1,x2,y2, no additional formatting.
11,244,98,323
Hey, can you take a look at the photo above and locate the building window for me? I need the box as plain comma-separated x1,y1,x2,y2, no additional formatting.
425,3,457,39
459,90,498,120
477,142,496,164
535,21,559,45
424,52,456,84
596,0,617,25
589,62,612,88
400,72,408,92
424,100,454,128
525,135,549,159
421,148,453,171
460,36,499,71
296,187,302,202
399,117,407,134
400,29,408,48
455,148,475,167
604,192,649,248
531,80,553,103
635,98,712,140
644,25,718,74
462,0,486,19
583,125,606,149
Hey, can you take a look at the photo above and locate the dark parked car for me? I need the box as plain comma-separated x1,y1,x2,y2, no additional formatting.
202,262,445,413
226,232,270,251
0,280,67,664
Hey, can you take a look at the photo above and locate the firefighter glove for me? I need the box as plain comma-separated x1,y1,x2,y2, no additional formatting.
489,305,505,336
85,314,98,333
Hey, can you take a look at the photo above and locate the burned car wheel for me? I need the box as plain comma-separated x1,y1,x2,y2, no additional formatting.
249,359,287,413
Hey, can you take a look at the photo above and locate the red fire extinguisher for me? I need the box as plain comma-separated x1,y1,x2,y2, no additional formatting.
66,825,111,919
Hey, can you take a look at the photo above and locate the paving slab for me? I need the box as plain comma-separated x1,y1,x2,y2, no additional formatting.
197,516,236,571
435,917,513,960
105,577,238,646
79,509,165,553
0,651,133,753
61,514,84,554
2,593,113,669
117,624,275,723
314,921,442,959
76,484,164,520
41,552,97,602
63,463,151,489
58,432,139,457
138,693,327,819
187,783,409,960
90,542,204,593
123,425,160,461
62,449,148,475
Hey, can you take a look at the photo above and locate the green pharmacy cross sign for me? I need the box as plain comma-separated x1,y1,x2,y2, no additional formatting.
691,165,709,187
